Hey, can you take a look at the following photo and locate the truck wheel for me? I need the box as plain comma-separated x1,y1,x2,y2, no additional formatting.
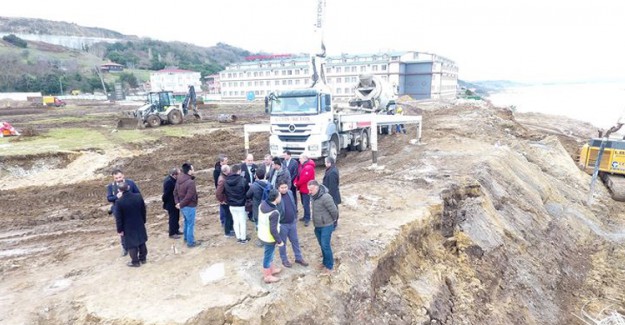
359,129,369,152
329,136,339,162
168,110,183,125
146,115,161,128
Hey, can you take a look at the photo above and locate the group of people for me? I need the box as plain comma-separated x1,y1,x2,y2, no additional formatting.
107,150,342,282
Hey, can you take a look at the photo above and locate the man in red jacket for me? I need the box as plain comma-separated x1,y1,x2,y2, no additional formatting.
293,154,315,227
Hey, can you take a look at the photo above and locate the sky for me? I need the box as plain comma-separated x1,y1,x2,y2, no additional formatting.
3,0,625,83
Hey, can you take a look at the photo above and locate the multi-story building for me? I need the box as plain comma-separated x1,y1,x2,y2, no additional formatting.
204,74,221,94
218,51,458,101
149,68,202,93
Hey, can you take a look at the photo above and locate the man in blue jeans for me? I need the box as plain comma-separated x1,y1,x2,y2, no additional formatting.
174,163,198,248
308,180,338,275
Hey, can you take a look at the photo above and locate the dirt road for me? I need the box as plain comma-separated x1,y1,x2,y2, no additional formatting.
1,100,625,324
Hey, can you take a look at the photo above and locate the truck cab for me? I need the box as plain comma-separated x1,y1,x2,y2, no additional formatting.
267,88,338,160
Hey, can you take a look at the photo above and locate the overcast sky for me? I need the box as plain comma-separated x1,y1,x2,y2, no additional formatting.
3,0,625,83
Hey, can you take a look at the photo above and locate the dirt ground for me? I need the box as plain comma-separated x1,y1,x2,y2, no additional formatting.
1,99,625,324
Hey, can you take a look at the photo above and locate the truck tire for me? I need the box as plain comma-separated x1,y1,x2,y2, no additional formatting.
168,110,183,125
146,115,161,128
359,129,369,152
329,136,339,162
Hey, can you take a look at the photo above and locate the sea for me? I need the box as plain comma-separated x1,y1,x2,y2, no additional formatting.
487,82,625,129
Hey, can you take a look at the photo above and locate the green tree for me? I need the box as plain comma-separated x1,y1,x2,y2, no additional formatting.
2,34,27,48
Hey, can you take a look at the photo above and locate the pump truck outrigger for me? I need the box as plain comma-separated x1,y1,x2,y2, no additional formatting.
117,86,201,129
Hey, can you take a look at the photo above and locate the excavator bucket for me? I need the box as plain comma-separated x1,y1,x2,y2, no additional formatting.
116,117,143,129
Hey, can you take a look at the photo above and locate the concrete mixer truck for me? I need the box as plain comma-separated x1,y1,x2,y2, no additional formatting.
249,0,422,163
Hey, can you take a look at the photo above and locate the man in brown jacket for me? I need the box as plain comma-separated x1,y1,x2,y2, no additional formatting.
216,165,234,237
174,163,198,248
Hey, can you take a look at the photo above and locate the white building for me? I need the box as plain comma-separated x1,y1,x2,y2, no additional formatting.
218,51,458,101
149,68,202,93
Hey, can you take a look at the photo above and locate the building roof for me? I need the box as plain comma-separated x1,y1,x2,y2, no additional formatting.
153,68,198,74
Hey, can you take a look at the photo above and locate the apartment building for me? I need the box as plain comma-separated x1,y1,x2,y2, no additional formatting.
219,51,458,101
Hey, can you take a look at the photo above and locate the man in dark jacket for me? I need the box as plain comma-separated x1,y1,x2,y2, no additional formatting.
246,168,270,225
106,168,141,256
115,182,148,267
174,163,198,248
213,154,229,226
308,180,338,275
216,165,234,237
282,150,299,208
322,157,341,227
269,157,291,188
163,167,182,238
225,164,250,243
276,180,308,268
241,154,257,221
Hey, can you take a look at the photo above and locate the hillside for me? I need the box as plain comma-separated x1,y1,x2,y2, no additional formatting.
0,16,258,94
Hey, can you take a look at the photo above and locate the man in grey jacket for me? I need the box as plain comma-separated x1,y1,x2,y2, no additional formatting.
308,180,338,275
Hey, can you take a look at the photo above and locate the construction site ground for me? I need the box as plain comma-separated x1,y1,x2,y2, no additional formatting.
2,99,625,324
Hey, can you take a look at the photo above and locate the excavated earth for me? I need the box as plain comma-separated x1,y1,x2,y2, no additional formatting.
1,100,625,324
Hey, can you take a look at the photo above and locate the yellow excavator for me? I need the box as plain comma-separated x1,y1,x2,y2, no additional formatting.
579,116,625,201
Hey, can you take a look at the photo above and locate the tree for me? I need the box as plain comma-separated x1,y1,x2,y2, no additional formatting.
2,34,27,48
119,72,138,88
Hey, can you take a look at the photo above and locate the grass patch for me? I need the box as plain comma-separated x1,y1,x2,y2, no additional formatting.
23,115,100,125
0,128,110,155
113,129,157,142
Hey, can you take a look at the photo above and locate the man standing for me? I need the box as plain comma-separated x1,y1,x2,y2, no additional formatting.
241,154,257,185
162,167,182,238
213,154,228,227
308,180,338,275
225,164,250,244
294,154,315,227
216,165,234,237
261,154,273,180
246,168,270,225
106,168,141,256
241,154,257,221
276,180,308,268
269,157,291,188
282,150,299,208
257,189,283,283
115,182,148,267
174,163,198,248
322,157,341,228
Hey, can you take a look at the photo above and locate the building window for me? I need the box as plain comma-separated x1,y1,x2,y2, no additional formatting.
260,80,264,86
351,66,357,72
336,88,342,94
326,67,332,73
240,81,244,87
304,69,309,74
288,79,293,85
254,81,258,86
336,77,342,83
336,67,341,73
381,64,387,71
344,88,350,94
288,70,293,75
391,56,399,60
372,65,378,71
282,80,287,85
253,72,258,77
295,70,300,75
247,81,252,86
295,79,300,85
265,71,270,76
274,71,279,76
275,80,279,85
282,70,287,76
360,66,366,72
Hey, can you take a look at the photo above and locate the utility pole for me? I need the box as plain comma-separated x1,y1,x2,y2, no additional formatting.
59,76,64,95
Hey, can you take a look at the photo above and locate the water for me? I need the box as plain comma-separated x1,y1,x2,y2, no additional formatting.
487,82,625,129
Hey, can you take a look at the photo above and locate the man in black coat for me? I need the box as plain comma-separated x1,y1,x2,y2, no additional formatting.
322,157,341,227
115,182,148,267
163,167,182,238
282,150,299,208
